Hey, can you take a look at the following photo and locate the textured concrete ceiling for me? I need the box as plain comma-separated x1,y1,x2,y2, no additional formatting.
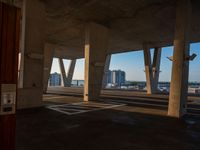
41,0,200,59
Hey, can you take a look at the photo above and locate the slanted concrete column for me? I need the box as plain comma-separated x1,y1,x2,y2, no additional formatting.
102,54,111,89
17,0,46,109
143,45,161,94
66,59,76,87
58,58,68,87
168,0,191,118
84,23,109,101
143,44,154,94
152,47,162,91
43,44,54,93
58,59,76,87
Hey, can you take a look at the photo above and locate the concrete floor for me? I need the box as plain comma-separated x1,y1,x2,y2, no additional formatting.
15,93,200,150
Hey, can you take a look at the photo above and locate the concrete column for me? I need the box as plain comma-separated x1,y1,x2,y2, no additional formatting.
18,0,26,89
168,0,191,118
17,0,45,109
58,58,68,87
102,54,111,89
43,44,54,93
143,45,154,94
143,45,161,94
152,47,162,91
84,23,109,101
66,59,76,87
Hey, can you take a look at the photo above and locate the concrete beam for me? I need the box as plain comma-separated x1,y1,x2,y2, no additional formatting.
102,54,111,89
84,23,109,101
54,47,83,60
168,0,191,118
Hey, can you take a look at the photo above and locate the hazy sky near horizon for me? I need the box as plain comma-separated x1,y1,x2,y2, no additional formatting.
51,42,200,82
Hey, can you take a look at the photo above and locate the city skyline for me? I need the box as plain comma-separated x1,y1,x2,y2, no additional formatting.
51,42,200,82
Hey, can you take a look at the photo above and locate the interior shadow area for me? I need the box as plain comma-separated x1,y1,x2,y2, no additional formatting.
16,103,200,150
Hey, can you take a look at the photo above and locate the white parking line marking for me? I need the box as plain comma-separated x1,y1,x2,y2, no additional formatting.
46,102,126,115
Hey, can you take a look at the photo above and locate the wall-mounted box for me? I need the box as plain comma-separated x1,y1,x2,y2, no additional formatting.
0,84,16,115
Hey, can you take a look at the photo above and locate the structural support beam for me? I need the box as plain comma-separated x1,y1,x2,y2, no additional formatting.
168,0,191,118
143,45,161,94
58,59,76,87
152,47,162,91
17,0,45,109
58,58,68,87
84,23,109,101
102,54,111,89
66,59,76,87
43,44,54,93
143,45,153,94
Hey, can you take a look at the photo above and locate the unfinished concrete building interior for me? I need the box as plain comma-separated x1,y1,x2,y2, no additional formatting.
0,0,200,149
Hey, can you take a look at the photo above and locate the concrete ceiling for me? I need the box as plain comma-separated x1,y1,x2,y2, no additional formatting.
42,0,200,58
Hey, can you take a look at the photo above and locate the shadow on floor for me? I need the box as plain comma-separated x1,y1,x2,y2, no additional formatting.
16,105,200,150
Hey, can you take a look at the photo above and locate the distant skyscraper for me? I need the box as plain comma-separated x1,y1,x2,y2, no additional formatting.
111,70,126,86
104,70,126,86
49,72,61,86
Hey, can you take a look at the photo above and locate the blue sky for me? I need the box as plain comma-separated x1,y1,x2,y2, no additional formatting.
51,42,200,82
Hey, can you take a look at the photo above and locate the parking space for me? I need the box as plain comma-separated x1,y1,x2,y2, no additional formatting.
46,101,126,115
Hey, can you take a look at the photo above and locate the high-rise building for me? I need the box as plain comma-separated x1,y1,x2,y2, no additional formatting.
111,70,126,86
104,70,126,86
49,72,61,86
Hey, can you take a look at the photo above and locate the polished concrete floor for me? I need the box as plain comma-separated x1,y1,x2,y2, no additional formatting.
16,93,200,150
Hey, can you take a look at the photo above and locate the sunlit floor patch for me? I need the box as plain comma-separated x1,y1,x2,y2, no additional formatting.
46,101,126,115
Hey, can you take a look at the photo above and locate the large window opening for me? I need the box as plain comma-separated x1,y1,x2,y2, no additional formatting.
49,58,61,87
71,58,84,87
49,58,85,87
106,51,146,91
188,42,200,95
